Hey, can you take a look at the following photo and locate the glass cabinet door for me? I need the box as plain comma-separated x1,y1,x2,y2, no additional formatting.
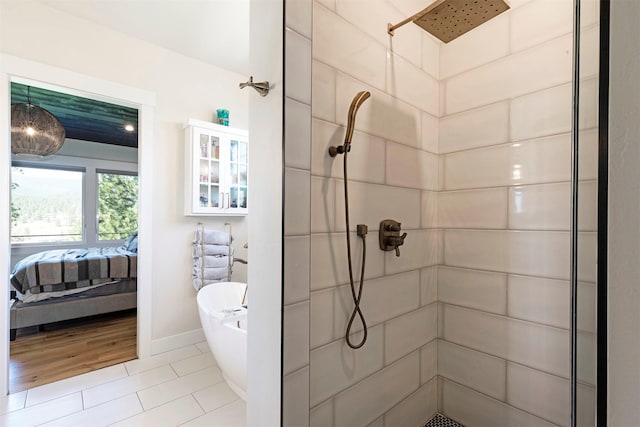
196,132,221,209
228,138,248,210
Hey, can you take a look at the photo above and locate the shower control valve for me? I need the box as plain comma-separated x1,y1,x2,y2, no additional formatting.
379,219,407,257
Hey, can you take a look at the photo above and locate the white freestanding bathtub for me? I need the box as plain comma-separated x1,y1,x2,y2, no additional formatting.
197,282,248,400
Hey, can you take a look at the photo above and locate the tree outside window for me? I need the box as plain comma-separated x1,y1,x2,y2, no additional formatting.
97,172,138,241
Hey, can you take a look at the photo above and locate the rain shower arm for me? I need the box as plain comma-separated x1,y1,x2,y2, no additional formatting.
387,11,424,36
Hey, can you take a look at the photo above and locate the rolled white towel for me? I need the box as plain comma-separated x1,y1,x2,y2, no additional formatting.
195,229,232,246
192,244,232,258
192,277,203,291
193,255,232,269
198,266,229,281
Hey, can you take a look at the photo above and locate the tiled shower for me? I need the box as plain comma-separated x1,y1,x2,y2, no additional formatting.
282,0,599,426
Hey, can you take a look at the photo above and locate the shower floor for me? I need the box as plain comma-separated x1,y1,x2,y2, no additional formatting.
424,413,464,427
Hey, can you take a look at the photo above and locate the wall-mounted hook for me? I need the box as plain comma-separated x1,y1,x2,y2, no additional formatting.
379,219,407,257
239,76,270,97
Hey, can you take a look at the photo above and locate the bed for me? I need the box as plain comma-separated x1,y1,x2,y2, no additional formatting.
8,233,138,340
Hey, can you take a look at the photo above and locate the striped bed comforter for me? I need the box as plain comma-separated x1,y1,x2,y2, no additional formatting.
10,247,137,295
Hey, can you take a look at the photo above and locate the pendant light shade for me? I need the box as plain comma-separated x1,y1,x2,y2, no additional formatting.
11,100,66,158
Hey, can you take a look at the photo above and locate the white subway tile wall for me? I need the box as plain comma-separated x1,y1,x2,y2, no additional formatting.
439,101,510,153
309,398,333,427
383,379,438,427
438,266,507,315
305,0,443,423
283,167,311,236
506,363,596,427
384,304,437,363
284,97,312,170
310,325,384,406
386,52,440,115
335,73,422,146
283,4,314,425
283,235,311,305
438,340,507,401
420,340,438,384
283,301,311,375
333,352,420,427
286,28,312,105
420,266,438,306
421,112,439,153
441,379,558,427
281,0,600,425
439,13,510,79
439,188,509,229
445,34,573,114
332,271,421,338
283,367,311,427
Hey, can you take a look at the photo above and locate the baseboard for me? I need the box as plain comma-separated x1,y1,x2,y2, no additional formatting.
150,328,205,355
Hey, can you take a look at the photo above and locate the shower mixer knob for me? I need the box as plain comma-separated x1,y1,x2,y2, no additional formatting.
387,233,406,246
379,219,407,257
386,222,401,232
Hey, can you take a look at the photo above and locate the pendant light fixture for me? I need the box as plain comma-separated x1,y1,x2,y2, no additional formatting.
11,86,66,158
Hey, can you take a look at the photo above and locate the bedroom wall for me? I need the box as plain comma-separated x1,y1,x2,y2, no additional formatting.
0,1,249,346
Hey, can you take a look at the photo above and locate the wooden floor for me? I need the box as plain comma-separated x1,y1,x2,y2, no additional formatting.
9,310,137,393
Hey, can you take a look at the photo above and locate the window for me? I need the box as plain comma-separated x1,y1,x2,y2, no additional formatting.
97,171,138,241
11,162,138,246
11,166,84,244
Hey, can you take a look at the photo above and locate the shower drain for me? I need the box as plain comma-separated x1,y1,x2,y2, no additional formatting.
424,413,464,427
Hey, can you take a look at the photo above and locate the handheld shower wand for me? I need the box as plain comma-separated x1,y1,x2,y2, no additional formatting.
329,91,371,157
328,90,371,349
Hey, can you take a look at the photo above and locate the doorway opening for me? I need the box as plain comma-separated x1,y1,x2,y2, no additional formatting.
1,55,155,396
8,80,140,392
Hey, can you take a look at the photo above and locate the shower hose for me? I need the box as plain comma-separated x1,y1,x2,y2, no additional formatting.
342,147,368,349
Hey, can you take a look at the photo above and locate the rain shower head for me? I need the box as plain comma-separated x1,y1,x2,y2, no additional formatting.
388,0,510,43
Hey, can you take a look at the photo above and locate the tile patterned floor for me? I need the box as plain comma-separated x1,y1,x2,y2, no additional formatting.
0,341,245,427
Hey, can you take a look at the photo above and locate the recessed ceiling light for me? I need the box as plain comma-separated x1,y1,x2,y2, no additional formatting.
124,124,135,132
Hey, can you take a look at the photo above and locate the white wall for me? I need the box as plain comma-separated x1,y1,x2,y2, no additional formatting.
608,0,640,424
246,0,283,425
0,1,249,346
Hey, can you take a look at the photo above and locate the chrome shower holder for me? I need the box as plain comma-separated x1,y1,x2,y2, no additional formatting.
239,76,270,97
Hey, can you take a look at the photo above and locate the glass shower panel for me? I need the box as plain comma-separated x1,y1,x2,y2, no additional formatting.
576,0,600,424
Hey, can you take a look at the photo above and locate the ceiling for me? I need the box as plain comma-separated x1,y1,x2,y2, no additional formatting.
11,83,139,148
40,0,250,75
